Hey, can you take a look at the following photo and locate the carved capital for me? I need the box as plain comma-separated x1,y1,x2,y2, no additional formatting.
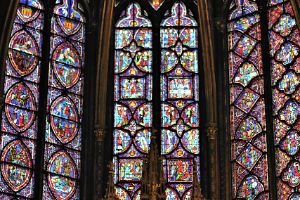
215,17,225,33
206,123,218,140
94,128,105,142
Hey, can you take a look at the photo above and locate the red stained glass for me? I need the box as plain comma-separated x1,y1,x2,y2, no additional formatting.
269,0,300,198
0,0,43,198
113,3,153,198
229,0,300,198
228,0,270,198
43,0,86,199
160,2,200,198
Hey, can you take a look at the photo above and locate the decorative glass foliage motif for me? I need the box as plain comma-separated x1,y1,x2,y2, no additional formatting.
149,0,165,10
228,0,270,199
0,0,43,198
268,0,300,198
43,0,85,199
160,2,200,198
115,0,165,10
114,3,152,199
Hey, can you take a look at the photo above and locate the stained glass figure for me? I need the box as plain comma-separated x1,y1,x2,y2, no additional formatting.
268,0,300,198
160,2,200,198
228,0,270,199
0,0,43,198
114,3,153,199
43,0,85,199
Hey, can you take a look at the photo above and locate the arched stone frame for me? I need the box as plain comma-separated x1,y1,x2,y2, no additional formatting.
220,0,300,199
93,0,220,199
292,0,300,25
0,0,95,199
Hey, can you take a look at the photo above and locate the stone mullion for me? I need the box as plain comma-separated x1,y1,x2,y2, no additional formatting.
197,0,219,199
94,128,106,198
291,0,300,28
93,0,115,198
206,123,218,200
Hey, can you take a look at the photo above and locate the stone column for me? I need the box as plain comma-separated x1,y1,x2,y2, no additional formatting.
197,0,219,198
206,123,218,199
94,128,106,198
93,0,115,198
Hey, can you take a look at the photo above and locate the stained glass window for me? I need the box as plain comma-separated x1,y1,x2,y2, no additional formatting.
113,1,201,199
115,0,165,10
228,0,270,198
113,3,152,199
0,0,86,199
228,0,300,199
0,0,44,198
149,0,165,10
268,0,300,198
43,0,86,199
160,2,200,199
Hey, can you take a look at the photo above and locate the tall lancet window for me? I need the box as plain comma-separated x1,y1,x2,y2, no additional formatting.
160,2,200,198
43,0,86,199
113,1,202,199
0,0,86,199
0,0,44,197
269,0,300,198
113,2,153,199
228,0,300,199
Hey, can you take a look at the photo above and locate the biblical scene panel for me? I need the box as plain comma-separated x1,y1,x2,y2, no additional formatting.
228,0,270,199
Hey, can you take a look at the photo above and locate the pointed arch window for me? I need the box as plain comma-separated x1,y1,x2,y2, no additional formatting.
113,1,202,199
0,0,86,199
228,0,300,199
113,3,153,198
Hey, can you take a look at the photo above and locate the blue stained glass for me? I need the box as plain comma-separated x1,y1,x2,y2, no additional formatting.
113,3,153,199
42,0,86,199
268,0,300,198
160,2,200,198
0,0,44,198
228,0,270,199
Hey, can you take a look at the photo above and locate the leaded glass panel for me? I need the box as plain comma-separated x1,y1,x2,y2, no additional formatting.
228,0,270,199
42,0,86,199
268,0,300,198
160,2,200,199
113,3,153,199
0,0,44,198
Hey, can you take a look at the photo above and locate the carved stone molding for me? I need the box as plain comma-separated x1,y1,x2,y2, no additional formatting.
206,123,218,140
95,128,105,142
94,0,115,131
